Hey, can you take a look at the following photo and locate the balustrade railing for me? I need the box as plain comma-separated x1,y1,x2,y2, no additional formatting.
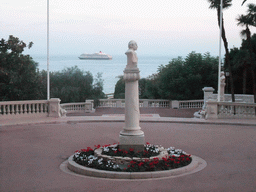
177,100,204,109
0,100,49,119
61,103,86,112
218,102,256,119
98,99,170,108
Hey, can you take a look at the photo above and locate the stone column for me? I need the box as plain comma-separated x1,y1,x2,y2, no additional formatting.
119,40,145,152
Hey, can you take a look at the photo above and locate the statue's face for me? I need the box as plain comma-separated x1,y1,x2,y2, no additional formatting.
128,41,138,50
133,43,138,50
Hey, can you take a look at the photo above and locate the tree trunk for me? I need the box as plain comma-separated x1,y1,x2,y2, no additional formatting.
243,67,247,94
217,8,235,102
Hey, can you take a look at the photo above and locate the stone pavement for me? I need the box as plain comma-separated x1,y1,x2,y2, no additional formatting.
0,108,256,191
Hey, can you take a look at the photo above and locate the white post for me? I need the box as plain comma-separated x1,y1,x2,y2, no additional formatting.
47,0,50,100
217,0,223,102
119,41,145,151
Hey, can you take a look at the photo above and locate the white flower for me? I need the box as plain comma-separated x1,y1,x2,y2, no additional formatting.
110,144,118,148
103,147,109,152
112,148,117,151
88,155,94,159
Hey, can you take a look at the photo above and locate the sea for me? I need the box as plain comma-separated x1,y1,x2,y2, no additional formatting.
32,54,175,94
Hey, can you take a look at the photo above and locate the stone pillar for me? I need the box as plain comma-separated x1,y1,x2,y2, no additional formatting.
48,98,61,118
119,40,145,152
202,87,215,109
205,100,218,119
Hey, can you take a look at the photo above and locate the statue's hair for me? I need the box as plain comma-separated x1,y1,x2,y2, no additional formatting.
128,40,137,49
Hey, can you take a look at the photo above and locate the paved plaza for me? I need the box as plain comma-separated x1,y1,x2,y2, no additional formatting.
1,108,256,191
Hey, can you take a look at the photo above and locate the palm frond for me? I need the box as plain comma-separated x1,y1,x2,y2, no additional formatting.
207,0,232,10
242,0,247,6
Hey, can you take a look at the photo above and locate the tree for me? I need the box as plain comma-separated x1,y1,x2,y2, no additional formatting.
207,0,236,102
45,66,105,103
114,76,125,99
156,52,219,100
0,35,42,101
242,0,247,6
237,4,256,102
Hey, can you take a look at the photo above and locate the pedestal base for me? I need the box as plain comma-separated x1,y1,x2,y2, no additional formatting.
119,134,145,152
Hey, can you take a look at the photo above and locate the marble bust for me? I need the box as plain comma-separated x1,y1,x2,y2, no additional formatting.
125,40,138,68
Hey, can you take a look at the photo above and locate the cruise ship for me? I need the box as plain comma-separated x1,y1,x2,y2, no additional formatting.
78,51,112,60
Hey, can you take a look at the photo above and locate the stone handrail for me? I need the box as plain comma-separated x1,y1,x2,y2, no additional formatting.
98,99,170,108
218,102,256,119
206,101,256,119
60,100,94,113
172,100,204,109
0,100,49,119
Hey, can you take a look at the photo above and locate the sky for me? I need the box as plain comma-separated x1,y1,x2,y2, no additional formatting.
1,0,256,57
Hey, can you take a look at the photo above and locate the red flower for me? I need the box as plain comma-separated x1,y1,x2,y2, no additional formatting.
138,162,144,167
146,142,150,145
114,151,117,153
81,149,87,152
144,159,149,162
149,162,154,166
123,150,128,154
75,150,80,153
94,145,101,149
153,160,159,165
129,148,134,152
130,161,136,164
153,157,159,161
186,157,190,161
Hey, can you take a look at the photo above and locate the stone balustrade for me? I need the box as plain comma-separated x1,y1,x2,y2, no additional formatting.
98,99,170,108
172,100,204,109
206,100,256,119
0,98,62,120
60,100,94,113
0,100,49,119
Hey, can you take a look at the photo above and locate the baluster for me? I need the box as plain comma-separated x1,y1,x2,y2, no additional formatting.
40,103,43,113
2,105,6,115
6,105,10,115
28,104,31,114
36,103,38,113
14,104,17,115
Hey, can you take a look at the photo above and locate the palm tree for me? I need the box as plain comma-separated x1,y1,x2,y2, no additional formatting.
207,0,235,102
237,4,256,102
242,0,247,6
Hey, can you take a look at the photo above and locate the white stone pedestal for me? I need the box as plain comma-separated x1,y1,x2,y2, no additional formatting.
119,41,145,152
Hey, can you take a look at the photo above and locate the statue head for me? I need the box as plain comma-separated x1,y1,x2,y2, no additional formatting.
128,40,138,51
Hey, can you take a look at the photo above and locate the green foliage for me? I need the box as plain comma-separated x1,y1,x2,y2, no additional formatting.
39,66,105,103
114,76,125,99
0,35,42,101
156,52,218,100
226,34,256,94
114,52,218,100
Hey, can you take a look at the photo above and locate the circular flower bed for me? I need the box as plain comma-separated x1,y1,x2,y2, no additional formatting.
73,143,192,172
